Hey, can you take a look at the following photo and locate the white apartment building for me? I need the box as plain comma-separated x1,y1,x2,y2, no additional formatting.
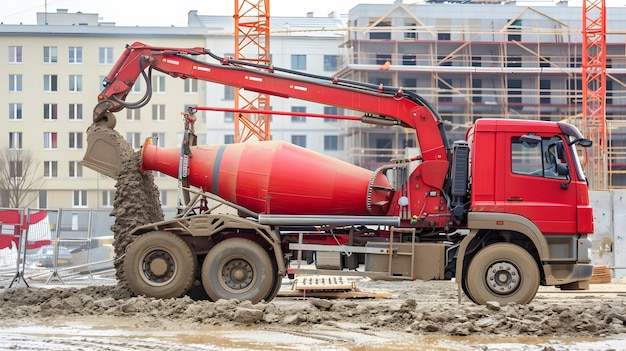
1,9,348,209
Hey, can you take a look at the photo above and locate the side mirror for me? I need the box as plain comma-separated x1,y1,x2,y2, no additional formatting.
556,163,569,176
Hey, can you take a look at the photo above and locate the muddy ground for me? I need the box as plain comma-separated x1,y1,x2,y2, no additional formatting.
0,278,625,350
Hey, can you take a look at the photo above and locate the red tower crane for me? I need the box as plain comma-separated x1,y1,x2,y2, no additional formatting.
233,0,271,142
582,0,607,189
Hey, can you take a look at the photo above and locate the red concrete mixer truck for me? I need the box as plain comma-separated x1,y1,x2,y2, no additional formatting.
82,42,595,305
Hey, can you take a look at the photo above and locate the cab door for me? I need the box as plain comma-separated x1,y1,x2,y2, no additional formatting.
503,133,577,234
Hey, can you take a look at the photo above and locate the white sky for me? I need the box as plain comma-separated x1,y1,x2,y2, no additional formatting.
1,0,390,26
3,0,623,27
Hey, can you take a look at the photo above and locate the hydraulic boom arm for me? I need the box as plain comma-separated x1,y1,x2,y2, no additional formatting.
94,42,449,163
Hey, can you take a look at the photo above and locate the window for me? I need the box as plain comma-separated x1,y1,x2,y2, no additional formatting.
9,103,22,120
507,79,522,104
44,132,57,149
151,133,165,147
185,79,198,93
127,132,141,149
44,74,58,92
324,135,338,151
291,106,306,122
9,161,22,178
38,191,48,209
99,47,114,64
404,23,417,39
323,55,339,71
69,75,82,92
291,55,306,70
369,20,391,40
69,161,83,178
69,132,83,149
511,136,566,179
569,57,582,68
376,54,392,65
127,109,140,121
73,190,88,207
69,104,83,120
131,79,141,92
43,103,58,120
43,46,57,63
224,135,235,144
9,46,23,63
540,80,551,104
102,190,115,207
471,56,481,67
291,135,306,147
402,55,417,66
438,79,453,103
68,47,82,64
540,57,550,68
44,161,58,178
224,112,234,122
9,74,22,92
224,85,234,100
507,19,522,41
152,76,166,92
472,79,482,103
152,104,165,120
506,56,522,68
324,106,343,122
437,55,452,67
437,33,451,40
9,132,22,149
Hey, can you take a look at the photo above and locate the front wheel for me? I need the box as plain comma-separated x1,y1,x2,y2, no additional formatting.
465,243,539,305
124,231,197,299
201,238,275,303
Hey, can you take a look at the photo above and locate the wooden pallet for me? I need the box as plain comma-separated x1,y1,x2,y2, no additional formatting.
590,265,612,284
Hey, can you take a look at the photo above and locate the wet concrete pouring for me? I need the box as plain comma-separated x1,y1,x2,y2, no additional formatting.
1,125,624,350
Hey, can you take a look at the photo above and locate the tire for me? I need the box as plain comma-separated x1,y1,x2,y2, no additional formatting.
201,238,274,303
465,243,539,305
124,231,197,299
263,274,283,302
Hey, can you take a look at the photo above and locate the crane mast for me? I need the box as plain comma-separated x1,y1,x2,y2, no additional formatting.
234,0,271,142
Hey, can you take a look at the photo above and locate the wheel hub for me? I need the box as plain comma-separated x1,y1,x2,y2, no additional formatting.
222,259,253,291
142,250,176,285
486,261,520,294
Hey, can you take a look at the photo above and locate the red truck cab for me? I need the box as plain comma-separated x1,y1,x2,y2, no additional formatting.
461,118,594,297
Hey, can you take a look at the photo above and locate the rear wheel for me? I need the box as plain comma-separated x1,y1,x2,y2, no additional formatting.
465,243,539,305
201,238,275,303
124,231,197,299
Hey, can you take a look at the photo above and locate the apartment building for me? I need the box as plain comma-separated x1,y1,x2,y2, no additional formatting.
1,9,347,209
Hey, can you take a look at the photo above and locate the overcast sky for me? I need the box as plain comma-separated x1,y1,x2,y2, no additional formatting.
2,0,622,27
1,0,389,26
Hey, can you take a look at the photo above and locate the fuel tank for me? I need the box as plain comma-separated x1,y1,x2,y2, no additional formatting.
141,141,392,216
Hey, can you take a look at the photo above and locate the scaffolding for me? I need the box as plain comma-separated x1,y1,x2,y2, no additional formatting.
334,2,626,189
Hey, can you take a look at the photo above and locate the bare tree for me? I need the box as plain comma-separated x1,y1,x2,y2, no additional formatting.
0,148,44,208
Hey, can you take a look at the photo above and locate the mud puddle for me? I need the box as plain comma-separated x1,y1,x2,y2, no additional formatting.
0,316,624,351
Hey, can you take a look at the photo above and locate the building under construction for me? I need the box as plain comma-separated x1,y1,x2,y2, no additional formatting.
335,1,626,189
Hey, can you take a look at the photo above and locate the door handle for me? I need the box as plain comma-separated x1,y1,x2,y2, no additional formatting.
507,197,523,202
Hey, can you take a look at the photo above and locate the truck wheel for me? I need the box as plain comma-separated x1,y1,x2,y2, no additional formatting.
466,243,539,305
201,238,274,303
264,274,283,302
124,231,197,299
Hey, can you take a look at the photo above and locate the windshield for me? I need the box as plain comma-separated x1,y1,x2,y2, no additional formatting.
569,137,587,182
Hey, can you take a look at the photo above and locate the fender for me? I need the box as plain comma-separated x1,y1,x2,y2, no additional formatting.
455,212,549,302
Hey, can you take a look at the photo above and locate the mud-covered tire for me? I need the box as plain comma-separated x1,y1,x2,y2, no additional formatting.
201,238,274,303
263,274,283,302
124,231,197,299
466,243,539,305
